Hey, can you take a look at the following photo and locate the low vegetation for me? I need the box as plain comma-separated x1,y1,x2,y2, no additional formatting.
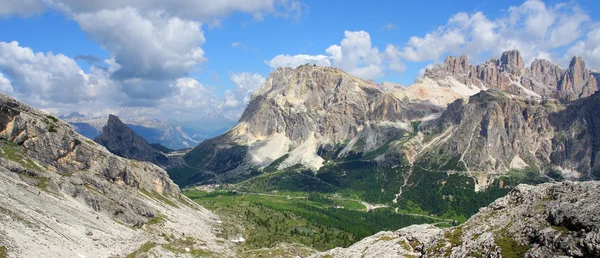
185,190,436,251
126,241,156,258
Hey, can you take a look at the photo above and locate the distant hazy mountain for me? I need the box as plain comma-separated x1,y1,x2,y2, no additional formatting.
62,114,235,150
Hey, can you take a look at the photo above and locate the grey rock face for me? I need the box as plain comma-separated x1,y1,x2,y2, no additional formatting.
182,65,437,184
94,114,169,167
0,93,179,225
424,50,598,102
420,88,600,189
314,181,600,258
420,90,555,186
237,65,426,144
0,92,233,257
549,91,600,178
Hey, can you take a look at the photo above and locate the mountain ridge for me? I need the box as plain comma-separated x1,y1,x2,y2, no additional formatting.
0,92,233,256
177,50,598,189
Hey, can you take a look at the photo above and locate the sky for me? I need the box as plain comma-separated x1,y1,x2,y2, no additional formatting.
0,0,598,123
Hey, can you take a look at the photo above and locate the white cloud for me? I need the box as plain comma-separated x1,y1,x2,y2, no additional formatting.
326,31,384,79
266,54,331,68
232,42,243,48
0,41,114,104
0,0,45,17
386,0,593,67
74,8,206,82
47,0,304,21
565,23,600,69
0,73,13,93
267,30,385,80
230,72,266,105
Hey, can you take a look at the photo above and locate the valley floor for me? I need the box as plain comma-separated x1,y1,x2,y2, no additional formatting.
184,187,455,256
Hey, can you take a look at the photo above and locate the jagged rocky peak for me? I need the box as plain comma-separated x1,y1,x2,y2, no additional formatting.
424,49,598,102
559,56,598,101
443,54,469,74
499,49,525,75
95,114,168,166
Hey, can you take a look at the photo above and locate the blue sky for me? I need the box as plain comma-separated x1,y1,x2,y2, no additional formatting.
0,0,598,123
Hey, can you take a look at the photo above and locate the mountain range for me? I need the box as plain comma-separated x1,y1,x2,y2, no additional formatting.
2,48,600,257
173,50,598,186
60,112,234,150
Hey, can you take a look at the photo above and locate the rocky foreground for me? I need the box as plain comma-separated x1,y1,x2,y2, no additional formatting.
313,181,600,257
0,93,233,257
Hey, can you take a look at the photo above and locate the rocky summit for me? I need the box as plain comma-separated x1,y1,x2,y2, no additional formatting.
314,181,600,257
94,114,169,167
181,64,440,184
424,50,598,102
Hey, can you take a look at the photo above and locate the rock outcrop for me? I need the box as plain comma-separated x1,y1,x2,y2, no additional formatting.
313,181,600,257
424,50,598,102
94,114,169,167
0,93,231,257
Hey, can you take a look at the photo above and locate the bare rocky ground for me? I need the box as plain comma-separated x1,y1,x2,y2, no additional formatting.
0,92,234,257
313,181,600,258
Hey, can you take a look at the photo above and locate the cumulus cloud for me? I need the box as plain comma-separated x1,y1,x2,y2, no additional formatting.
74,8,206,82
0,41,113,104
45,0,304,21
386,0,593,67
266,31,384,79
565,23,600,69
0,0,45,17
0,73,13,93
231,72,265,103
266,54,331,68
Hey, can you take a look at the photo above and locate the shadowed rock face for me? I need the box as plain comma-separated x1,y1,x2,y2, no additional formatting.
95,114,169,167
424,50,598,102
419,89,600,187
420,90,555,185
313,181,600,258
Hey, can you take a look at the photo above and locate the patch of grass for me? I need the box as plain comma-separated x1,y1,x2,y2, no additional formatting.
0,144,44,171
377,235,395,241
161,237,212,257
444,226,463,247
48,125,57,133
139,188,179,208
263,154,290,173
126,241,156,258
495,236,529,257
146,216,165,226
46,115,59,123
551,225,570,234
38,177,49,191
0,245,8,258
494,223,529,258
